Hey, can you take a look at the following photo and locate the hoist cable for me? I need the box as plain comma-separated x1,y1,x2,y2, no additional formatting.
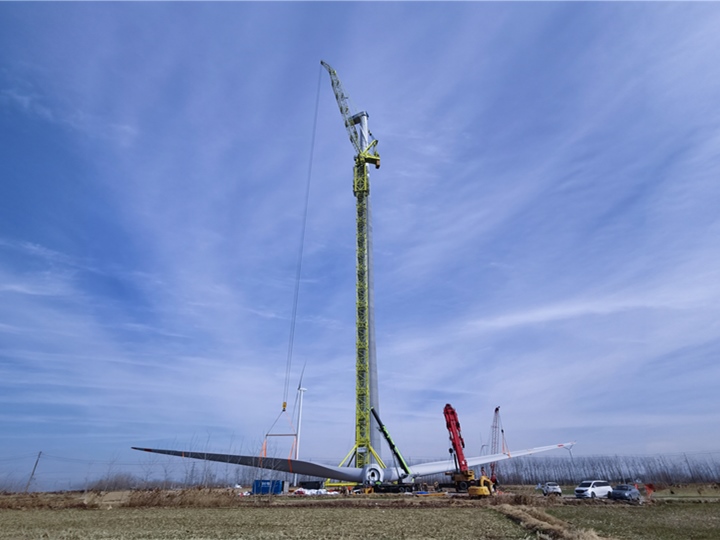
265,408,286,439
282,65,322,409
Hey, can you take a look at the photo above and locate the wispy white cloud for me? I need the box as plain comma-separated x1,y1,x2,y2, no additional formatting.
2,3,720,488
1,85,138,146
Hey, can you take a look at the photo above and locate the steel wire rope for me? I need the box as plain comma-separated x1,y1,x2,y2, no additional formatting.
34,453,94,464
37,453,130,466
0,453,39,462
265,65,322,440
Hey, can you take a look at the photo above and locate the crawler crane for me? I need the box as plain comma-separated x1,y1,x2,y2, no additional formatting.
320,61,384,479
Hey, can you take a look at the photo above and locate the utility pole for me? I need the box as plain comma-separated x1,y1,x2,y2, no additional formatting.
24,451,42,493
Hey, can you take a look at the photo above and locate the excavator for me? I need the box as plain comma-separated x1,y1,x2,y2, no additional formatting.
444,403,493,497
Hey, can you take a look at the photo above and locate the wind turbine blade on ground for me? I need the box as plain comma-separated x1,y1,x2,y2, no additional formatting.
131,447,365,482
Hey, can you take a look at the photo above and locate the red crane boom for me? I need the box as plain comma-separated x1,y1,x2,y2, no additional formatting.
443,404,492,496
443,403,468,472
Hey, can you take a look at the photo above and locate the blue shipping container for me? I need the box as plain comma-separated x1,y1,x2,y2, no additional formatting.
252,479,284,495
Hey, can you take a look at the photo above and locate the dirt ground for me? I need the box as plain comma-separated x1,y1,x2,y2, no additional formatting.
1,486,719,540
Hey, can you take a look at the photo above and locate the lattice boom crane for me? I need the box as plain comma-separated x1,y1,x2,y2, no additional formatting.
321,60,382,471
490,406,507,476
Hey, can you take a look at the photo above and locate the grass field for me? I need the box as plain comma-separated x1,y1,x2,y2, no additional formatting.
0,506,532,540
1,487,718,540
547,501,720,540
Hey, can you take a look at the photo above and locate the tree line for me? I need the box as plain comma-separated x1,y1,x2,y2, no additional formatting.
83,452,720,491
468,452,720,486
3,452,718,492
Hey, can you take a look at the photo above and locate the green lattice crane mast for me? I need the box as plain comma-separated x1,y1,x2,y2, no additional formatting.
321,60,383,471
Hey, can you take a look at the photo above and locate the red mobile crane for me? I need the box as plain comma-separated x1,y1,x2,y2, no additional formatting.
443,404,492,496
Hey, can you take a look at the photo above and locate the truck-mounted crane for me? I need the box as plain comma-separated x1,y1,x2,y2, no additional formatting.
444,404,492,497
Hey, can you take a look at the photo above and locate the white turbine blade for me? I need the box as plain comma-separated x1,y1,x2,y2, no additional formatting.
132,441,574,484
132,447,365,483
466,442,575,468
408,442,575,478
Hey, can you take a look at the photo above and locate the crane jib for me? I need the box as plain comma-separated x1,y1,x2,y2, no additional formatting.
320,60,380,168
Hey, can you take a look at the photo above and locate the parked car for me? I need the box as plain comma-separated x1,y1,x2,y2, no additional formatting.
541,482,562,496
609,484,642,502
574,480,612,499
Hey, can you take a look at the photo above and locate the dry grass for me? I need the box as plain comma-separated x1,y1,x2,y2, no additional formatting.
1,487,718,540
0,491,91,510
0,504,529,540
493,504,611,540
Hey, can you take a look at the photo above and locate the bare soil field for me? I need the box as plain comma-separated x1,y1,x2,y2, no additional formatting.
1,487,718,540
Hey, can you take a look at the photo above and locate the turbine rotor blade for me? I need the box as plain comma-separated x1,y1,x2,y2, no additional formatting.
131,447,365,483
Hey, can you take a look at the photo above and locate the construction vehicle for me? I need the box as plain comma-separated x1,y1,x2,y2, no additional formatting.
370,408,412,481
320,60,384,484
362,407,417,492
444,404,492,497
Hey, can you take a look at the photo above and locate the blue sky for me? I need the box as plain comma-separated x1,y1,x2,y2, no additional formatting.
2,2,720,489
